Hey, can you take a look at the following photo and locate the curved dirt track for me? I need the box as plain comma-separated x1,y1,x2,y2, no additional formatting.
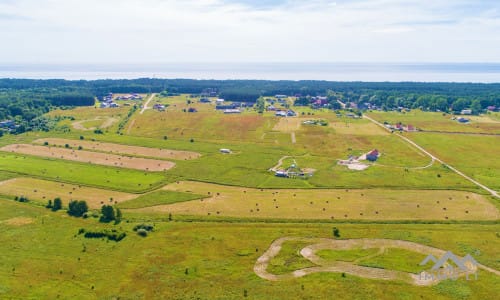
254,237,499,286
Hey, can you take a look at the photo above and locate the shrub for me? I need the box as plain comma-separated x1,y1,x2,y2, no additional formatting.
137,229,148,237
133,224,154,232
52,197,62,211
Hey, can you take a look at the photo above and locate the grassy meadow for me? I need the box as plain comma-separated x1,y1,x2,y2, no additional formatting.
0,95,499,299
1,199,499,299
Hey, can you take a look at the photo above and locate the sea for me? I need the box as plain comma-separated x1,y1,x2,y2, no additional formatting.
0,63,499,82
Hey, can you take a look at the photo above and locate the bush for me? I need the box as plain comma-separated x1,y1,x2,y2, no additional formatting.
133,224,154,232
68,200,88,217
137,229,148,237
52,197,62,211
82,229,126,242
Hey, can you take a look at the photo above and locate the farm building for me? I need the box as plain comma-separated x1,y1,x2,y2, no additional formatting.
461,109,472,115
223,109,241,114
199,98,211,103
216,104,238,110
458,117,470,123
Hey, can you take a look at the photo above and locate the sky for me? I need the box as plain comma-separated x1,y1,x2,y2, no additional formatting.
0,0,499,64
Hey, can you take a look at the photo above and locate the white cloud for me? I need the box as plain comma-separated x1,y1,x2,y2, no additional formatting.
0,0,499,63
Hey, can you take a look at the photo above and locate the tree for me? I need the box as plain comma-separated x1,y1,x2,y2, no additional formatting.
46,199,53,209
471,99,482,115
115,208,122,224
333,227,340,238
100,205,116,223
52,197,62,211
68,200,88,217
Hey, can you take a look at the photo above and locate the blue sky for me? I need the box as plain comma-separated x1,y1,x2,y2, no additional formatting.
0,0,499,64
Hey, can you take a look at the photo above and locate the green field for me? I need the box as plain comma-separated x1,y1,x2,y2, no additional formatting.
1,94,499,299
116,190,206,209
1,199,499,299
0,153,167,193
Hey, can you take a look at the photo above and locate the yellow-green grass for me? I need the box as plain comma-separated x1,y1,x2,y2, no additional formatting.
1,200,498,299
131,181,499,220
357,248,427,274
409,133,500,190
128,108,275,142
366,110,500,134
317,248,380,262
0,178,136,209
34,138,201,160
1,144,175,171
267,240,316,275
0,153,166,193
116,190,206,209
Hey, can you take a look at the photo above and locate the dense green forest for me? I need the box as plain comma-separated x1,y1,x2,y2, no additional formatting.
0,78,498,134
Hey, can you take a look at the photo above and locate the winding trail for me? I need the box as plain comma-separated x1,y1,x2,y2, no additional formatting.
363,115,499,198
254,237,499,285
140,93,156,114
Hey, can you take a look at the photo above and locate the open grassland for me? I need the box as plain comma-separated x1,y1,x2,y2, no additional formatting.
131,181,498,221
0,178,136,209
47,105,132,133
409,133,500,190
1,144,175,171
128,108,274,142
0,153,166,192
116,190,206,209
34,138,201,160
0,200,498,299
366,110,500,134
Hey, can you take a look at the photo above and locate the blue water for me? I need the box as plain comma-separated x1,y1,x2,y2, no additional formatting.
0,63,499,82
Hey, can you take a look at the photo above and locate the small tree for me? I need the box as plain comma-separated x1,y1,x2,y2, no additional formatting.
100,205,115,223
46,199,53,209
333,227,340,238
115,208,122,224
68,200,88,217
52,197,62,211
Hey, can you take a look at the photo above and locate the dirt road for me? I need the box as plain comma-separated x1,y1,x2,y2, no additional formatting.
140,93,156,114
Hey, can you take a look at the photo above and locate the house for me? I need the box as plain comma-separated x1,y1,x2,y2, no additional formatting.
109,102,120,108
487,106,496,111
461,109,472,115
457,117,470,123
275,171,288,177
223,109,241,114
366,149,379,162
216,104,238,110
201,88,218,97
267,105,276,111
287,110,296,117
199,98,211,103
100,102,109,108
219,148,231,154
153,103,166,111
395,124,403,131
216,98,225,104
188,107,197,113
406,125,416,132
275,95,287,99
275,111,287,117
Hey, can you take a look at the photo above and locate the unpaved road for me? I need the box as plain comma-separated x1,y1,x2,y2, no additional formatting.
254,237,499,285
140,93,156,114
363,115,499,198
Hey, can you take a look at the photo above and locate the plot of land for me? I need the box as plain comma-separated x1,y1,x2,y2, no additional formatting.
255,237,498,285
272,118,303,132
0,178,136,209
34,138,201,160
1,144,175,171
133,181,499,220
330,121,389,136
72,116,118,131
0,217,34,226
